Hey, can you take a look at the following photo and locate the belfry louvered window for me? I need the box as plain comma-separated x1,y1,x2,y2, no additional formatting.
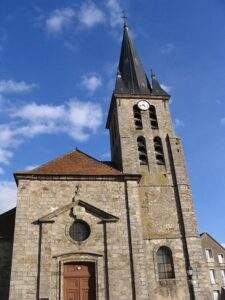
157,246,175,279
154,137,165,165
137,136,148,165
133,105,143,129
149,105,158,129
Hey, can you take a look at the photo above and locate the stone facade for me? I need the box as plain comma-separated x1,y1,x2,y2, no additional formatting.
9,178,149,300
200,233,225,299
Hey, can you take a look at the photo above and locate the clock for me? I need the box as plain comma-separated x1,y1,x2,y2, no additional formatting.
137,100,150,111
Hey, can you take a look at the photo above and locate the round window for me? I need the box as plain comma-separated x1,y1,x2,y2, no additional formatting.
69,220,91,242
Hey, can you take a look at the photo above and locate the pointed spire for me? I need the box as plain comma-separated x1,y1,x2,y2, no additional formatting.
115,22,151,95
151,70,169,97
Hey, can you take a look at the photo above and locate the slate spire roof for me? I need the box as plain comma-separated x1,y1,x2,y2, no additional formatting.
115,23,169,97
115,23,151,95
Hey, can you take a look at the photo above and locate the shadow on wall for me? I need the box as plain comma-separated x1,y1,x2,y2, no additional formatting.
221,288,225,300
0,208,16,300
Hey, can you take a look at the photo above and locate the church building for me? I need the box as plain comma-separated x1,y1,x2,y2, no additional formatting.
1,22,213,299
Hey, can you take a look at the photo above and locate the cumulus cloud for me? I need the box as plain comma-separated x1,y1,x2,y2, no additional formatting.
0,99,103,172
106,0,123,28
12,100,103,140
81,74,102,92
0,79,37,94
46,8,75,34
0,181,17,214
79,1,105,28
12,102,65,122
42,1,123,39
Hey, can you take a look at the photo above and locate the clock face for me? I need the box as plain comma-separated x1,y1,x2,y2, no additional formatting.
137,100,150,111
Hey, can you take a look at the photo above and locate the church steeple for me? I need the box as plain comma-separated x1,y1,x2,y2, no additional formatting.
114,23,169,97
115,23,152,95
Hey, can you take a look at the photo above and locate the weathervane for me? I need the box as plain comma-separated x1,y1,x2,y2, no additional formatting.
121,10,128,27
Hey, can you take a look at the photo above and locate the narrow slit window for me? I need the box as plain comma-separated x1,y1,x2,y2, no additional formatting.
156,246,175,279
149,105,158,129
154,137,165,165
133,105,143,129
137,136,148,165
209,269,216,284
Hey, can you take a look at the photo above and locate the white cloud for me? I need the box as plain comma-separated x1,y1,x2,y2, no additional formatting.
174,118,185,128
106,0,123,28
0,79,37,94
0,181,17,214
0,99,103,172
0,166,4,174
79,1,105,28
81,74,102,92
161,83,172,93
12,102,65,122
46,8,75,34
0,148,13,165
12,100,103,140
161,43,174,55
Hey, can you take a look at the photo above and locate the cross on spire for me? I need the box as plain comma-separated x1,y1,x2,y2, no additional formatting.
121,10,128,27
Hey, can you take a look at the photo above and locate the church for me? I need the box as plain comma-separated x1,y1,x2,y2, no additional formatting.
0,22,213,299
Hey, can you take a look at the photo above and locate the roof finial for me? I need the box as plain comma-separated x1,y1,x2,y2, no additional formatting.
121,10,128,28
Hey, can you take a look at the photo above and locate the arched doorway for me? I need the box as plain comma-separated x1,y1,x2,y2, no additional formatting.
63,262,96,300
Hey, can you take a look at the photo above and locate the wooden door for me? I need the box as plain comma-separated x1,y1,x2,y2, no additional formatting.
64,262,96,300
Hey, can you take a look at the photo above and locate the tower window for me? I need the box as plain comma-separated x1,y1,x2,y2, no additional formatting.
133,105,143,129
154,137,165,165
156,246,175,279
149,105,158,129
137,136,148,165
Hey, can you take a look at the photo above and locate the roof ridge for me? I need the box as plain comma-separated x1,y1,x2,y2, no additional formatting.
14,148,123,176
69,149,120,172
200,232,225,250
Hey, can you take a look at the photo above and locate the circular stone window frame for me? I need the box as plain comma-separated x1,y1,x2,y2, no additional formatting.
65,218,91,245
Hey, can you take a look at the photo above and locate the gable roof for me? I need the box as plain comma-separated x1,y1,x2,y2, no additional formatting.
15,149,122,177
200,232,225,251
35,200,119,224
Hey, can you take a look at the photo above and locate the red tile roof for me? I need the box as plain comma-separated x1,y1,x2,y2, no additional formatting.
16,150,122,176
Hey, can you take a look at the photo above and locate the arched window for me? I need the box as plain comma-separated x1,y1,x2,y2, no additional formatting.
154,137,165,165
137,136,148,165
156,246,175,279
133,105,143,129
149,105,158,129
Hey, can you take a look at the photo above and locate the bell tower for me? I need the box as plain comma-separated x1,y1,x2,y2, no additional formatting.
106,22,210,299
106,22,173,174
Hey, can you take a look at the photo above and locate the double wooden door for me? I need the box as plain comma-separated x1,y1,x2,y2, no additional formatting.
64,262,96,300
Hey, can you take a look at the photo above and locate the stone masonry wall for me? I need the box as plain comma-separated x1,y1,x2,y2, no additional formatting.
9,178,149,300
110,95,211,299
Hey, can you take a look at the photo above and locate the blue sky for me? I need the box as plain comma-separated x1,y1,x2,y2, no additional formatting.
0,0,224,244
